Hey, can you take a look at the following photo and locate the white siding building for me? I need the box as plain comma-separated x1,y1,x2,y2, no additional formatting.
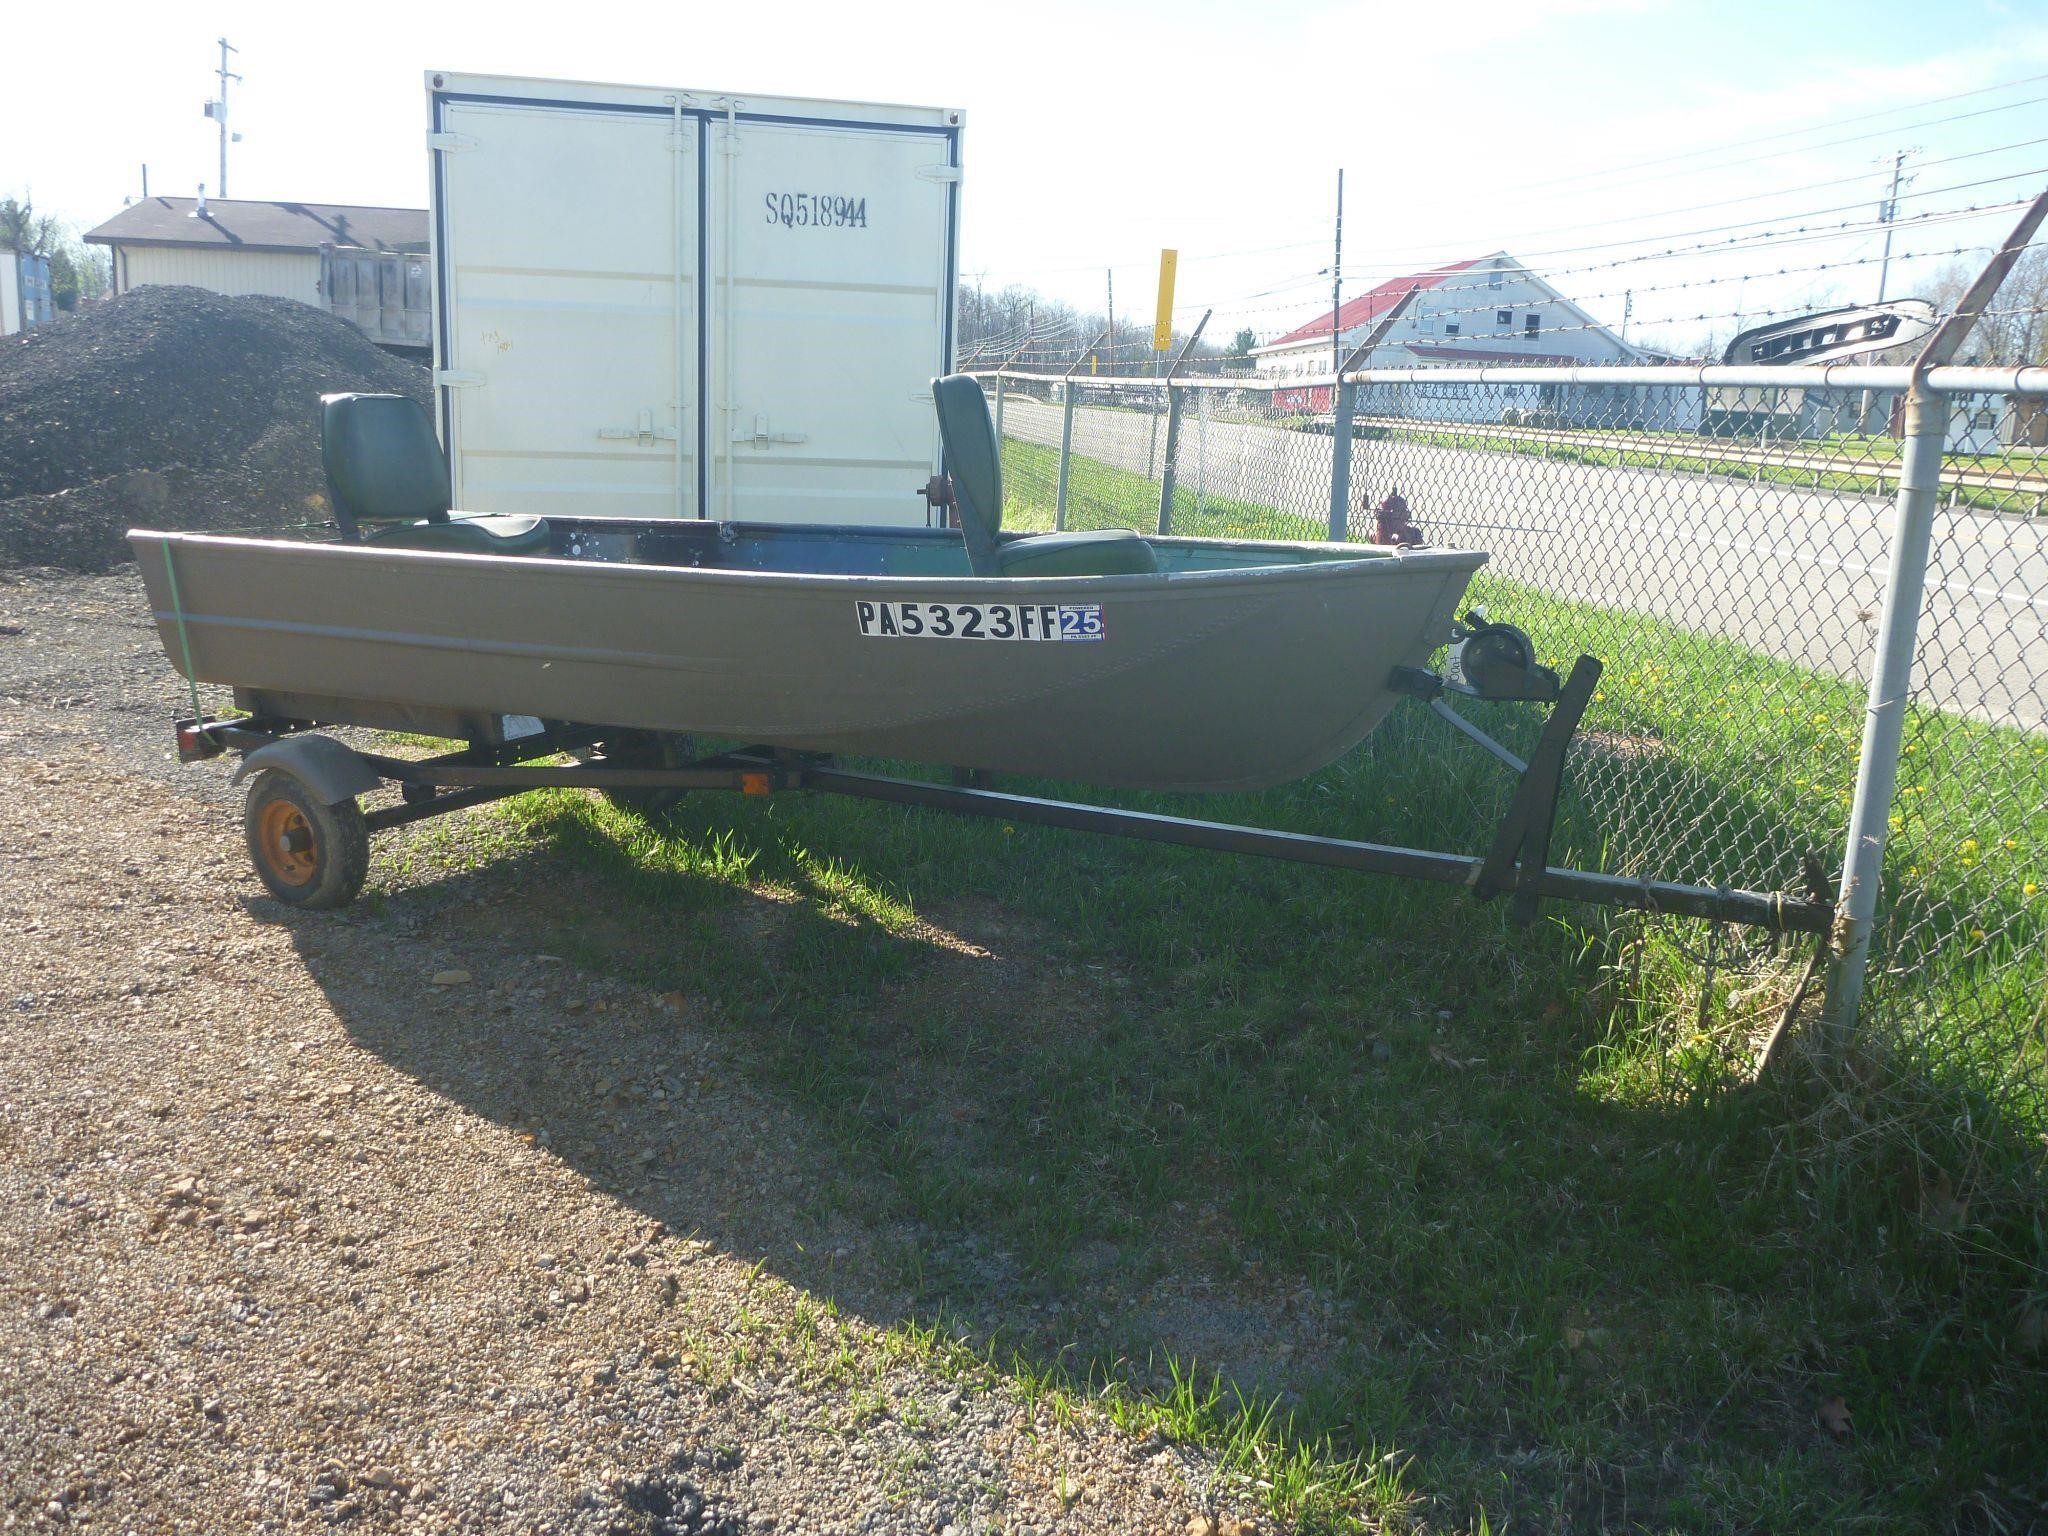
1251,252,1678,426
1255,252,1644,377
83,197,428,344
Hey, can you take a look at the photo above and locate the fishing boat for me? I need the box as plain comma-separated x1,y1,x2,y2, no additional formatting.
131,380,1487,794
123,378,1832,939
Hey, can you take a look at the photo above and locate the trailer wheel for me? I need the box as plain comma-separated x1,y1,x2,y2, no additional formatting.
243,769,370,910
597,731,693,816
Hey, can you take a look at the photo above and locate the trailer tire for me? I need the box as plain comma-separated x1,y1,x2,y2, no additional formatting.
597,731,694,816
243,769,370,910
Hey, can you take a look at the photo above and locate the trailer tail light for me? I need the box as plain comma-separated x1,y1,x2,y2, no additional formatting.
175,722,224,762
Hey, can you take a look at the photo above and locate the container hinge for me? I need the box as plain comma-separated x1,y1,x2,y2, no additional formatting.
917,164,963,184
433,369,485,387
425,131,478,153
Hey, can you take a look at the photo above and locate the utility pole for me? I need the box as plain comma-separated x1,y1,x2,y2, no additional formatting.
1106,268,1115,377
207,38,242,198
1876,148,1915,303
1330,168,1345,379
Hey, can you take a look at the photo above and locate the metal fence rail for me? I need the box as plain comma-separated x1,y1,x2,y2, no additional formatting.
974,360,2047,1114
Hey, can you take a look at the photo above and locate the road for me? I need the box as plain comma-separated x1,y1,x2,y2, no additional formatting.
1004,396,2048,733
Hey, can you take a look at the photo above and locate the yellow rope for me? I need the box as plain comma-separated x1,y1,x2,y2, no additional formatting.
158,540,206,726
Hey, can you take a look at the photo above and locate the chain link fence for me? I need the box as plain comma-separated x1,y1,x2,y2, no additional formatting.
981,363,2047,1118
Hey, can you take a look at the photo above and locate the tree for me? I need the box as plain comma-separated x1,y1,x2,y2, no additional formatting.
1226,327,1257,359
1917,249,2048,366
0,195,111,310
0,195,61,258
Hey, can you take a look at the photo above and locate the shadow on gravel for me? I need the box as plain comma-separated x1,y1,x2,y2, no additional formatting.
271,810,1770,1528
265,759,2048,1532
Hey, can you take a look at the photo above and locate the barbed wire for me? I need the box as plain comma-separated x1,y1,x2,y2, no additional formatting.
1171,192,2034,328
1327,171,2044,280
1165,244,1985,329
1335,137,2048,274
1174,197,2034,340
969,228,2048,362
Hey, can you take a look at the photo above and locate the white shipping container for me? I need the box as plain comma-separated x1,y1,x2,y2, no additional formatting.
426,71,964,525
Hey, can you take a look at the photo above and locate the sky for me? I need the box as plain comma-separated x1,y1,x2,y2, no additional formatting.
7,0,2048,357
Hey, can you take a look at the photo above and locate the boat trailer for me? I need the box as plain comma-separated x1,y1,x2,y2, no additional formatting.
171,616,1834,936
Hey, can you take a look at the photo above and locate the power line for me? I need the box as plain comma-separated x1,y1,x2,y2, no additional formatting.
972,86,2048,284
1490,92,2048,215
1282,164,2047,281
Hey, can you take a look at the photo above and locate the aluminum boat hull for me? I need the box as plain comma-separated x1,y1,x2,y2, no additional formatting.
130,529,1486,792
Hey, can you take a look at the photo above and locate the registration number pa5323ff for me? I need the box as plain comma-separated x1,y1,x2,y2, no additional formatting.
854,600,1104,642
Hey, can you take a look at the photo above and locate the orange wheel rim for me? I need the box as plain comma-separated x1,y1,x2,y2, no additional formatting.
256,799,319,886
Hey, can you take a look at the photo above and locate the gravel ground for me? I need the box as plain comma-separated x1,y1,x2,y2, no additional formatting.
0,566,1265,1535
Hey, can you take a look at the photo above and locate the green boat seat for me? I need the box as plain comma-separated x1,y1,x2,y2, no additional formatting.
931,374,1158,579
320,392,550,554
362,514,552,554
993,528,1160,577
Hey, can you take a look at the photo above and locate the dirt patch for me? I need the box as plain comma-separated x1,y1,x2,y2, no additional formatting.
0,286,428,573
0,578,1280,1532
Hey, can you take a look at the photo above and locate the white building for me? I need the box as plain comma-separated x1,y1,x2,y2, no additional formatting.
1252,252,1680,426
1255,252,1645,377
83,196,428,346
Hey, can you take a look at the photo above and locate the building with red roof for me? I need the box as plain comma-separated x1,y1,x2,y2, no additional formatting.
1252,252,1645,392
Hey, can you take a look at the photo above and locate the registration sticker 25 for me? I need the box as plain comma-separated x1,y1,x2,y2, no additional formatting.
855,600,1104,642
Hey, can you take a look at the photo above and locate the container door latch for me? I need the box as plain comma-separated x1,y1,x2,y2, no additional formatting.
599,410,679,443
732,414,808,448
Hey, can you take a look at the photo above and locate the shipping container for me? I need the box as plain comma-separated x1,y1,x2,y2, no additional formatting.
426,70,964,525
1,251,54,336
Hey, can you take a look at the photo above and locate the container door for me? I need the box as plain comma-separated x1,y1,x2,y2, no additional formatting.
436,101,699,517
708,119,954,526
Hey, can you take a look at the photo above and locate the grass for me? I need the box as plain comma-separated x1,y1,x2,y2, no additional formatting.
369,441,2043,1530
1001,435,1328,542
997,438,2046,1104
465,713,2044,1531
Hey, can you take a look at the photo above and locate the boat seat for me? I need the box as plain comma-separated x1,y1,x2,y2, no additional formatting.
931,374,1158,579
994,528,1161,577
320,392,550,555
361,515,553,554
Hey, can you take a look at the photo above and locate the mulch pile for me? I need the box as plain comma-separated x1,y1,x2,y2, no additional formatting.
0,285,429,572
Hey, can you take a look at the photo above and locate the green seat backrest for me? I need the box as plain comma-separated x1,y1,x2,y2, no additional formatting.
931,374,1004,577
320,392,451,540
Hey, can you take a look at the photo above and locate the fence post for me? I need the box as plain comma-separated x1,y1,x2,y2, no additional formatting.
1823,386,1947,1035
1055,390,1076,532
1328,379,1356,540
1147,386,1162,481
1056,328,1110,535
993,373,1006,444
1157,385,1184,535
1151,312,1213,538
1821,187,2048,1041
1320,288,1420,544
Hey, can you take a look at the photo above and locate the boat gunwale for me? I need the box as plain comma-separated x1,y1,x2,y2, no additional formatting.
127,527,1489,598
